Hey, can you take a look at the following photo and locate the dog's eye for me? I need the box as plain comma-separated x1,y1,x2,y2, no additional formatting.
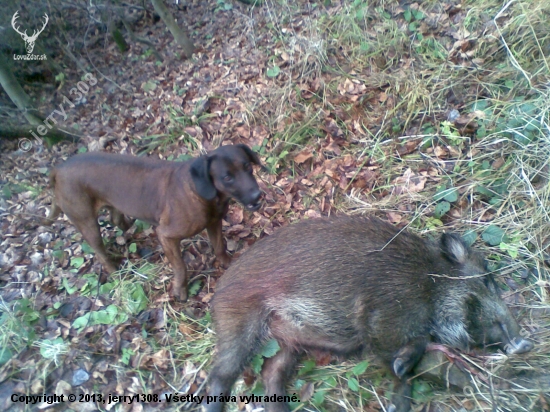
223,175,234,183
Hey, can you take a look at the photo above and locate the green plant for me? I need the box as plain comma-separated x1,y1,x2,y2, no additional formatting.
34,337,69,366
0,299,40,365
214,0,233,12
432,183,459,219
403,7,425,34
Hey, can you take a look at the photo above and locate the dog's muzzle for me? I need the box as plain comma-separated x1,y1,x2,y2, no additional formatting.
244,191,262,211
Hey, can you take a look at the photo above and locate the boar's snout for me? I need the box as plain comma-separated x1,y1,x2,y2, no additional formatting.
465,272,535,357
505,338,534,355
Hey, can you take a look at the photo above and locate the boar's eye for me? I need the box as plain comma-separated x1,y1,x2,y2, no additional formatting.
244,162,252,172
223,175,234,183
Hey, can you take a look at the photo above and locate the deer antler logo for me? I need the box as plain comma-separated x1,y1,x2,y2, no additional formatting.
11,11,49,54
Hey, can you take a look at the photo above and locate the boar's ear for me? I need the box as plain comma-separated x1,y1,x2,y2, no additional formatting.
190,155,217,200
237,144,267,171
440,233,469,265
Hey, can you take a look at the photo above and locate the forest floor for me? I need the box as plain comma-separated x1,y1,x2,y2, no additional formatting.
1,0,549,411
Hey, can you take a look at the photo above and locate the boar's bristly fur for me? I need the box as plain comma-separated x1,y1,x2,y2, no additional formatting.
206,216,533,412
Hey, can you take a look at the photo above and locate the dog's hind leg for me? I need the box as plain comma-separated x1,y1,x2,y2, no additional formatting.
66,208,119,282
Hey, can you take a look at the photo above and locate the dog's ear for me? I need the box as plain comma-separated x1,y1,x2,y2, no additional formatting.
190,155,217,200
237,144,266,171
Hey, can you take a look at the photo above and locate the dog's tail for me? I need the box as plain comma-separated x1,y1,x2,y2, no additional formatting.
45,169,62,224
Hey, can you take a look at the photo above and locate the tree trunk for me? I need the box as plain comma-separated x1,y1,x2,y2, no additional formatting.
150,0,194,59
0,56,80,145
0,56,44,126
0,124,79,142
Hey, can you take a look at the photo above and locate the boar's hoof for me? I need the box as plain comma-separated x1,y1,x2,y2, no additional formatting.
388,393,411,412
392,358,408,379
387,402,410,412
506,338,534,355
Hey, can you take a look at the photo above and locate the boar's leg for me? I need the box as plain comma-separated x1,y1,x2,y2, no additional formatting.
391,337,428,379
389,337,429,412
206,317,264,412
388,380,412,412
206,347,252,412
261,345,299,412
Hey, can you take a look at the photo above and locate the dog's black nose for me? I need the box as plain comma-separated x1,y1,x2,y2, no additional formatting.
251,190,262,203
246,190,262,211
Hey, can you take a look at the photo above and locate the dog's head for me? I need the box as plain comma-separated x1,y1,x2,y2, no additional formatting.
190,144,263,211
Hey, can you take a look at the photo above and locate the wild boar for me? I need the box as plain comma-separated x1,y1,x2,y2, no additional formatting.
205,216,534,412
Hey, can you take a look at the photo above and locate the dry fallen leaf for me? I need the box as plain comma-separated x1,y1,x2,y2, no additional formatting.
300,382,315,403
386,212,403,224
433,146,447,158
393,169,427,194
226,207,243,225
294,149,313,164
178,323,196,336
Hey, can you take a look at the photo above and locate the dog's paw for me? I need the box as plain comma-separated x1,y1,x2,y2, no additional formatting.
179,290,188,302
98,272,110,284
170,287,188,302
40,217,55,227
217,253,232,268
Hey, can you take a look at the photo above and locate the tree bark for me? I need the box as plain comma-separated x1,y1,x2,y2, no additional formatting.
150,0,194,59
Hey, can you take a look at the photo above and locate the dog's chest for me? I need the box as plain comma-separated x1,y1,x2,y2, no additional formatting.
204,198,229,223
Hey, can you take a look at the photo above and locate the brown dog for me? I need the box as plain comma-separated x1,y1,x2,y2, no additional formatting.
46,144,263,301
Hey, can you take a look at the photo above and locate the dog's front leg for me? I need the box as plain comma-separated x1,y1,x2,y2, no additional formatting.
206,220,230,267
157,231,187,301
